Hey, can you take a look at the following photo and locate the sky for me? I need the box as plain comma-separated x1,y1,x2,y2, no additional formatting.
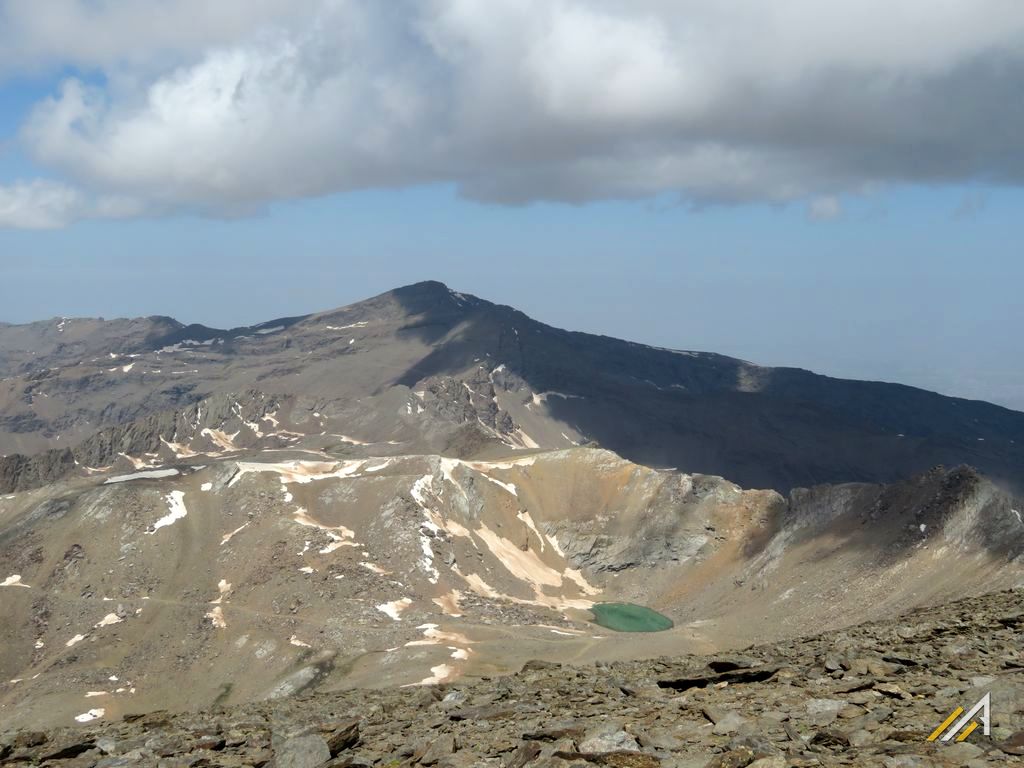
0,1,1022,411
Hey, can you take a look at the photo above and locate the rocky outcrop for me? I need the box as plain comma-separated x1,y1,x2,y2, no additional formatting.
0,449,76,494
0,391,281,493
422,370,517,437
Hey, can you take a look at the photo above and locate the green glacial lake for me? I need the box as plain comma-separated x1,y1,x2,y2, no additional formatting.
589,603,674,632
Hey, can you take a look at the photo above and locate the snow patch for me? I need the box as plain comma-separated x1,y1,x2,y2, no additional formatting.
405,624,474,648
146,491,188,534
205,606,227,629
1,574,29,588
210,579,232,604
474,524,564,588
376,598,413,621
161,438,198,458
545,533,566,557
74,709,105,723
531,391,583,406
318,535,351,555
118,453,151,470
65,634,87,647
410,474,441,583
220,522,250,545
201,428,239,452
325,321,368,330
517,510,545,551
230,459,366,486
511,428,540,449
94,613,123,628
104,468,180,484
432,590,463,617
293,508,358,547
419,534,438,583
415,664,455,686
483,475,518,496
335,434,370,446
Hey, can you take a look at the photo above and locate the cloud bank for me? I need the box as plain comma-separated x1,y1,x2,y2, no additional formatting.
2,0,1024,227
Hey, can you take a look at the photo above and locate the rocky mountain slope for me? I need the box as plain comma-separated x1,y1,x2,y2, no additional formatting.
3,589,1021,766
1,394,1020,730
1,282,1022,757
2,281,1023,492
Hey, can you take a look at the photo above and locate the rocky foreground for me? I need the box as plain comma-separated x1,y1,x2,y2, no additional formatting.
3,590,1022,767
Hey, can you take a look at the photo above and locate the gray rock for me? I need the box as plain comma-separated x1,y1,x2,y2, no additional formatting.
805,698,845,716
942,741,985,762
711,712,747,735
881,757,927,768
578,724,640,753
847,729,873,747
274,733,331,768
420,733,457,765
95,749,150,767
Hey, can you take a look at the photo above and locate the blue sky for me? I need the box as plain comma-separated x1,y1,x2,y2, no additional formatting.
1,1,1022,411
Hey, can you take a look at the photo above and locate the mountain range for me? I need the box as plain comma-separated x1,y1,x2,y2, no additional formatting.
3,281,1023,493
0,281,1021,738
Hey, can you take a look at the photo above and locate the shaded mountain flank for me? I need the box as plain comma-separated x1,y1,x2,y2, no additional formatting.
1,281,1023,493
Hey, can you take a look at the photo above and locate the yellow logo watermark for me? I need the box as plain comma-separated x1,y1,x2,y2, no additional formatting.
927,692,990,743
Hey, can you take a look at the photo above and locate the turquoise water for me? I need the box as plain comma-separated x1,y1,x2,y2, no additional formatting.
589,602,674,632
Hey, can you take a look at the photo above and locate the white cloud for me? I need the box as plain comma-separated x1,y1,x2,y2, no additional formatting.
0,179,146,229
0,180,83,229
0,0,313,75
3,0,1024,227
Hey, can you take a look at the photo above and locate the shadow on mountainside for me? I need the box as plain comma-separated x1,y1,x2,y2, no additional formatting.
389,282,1024,494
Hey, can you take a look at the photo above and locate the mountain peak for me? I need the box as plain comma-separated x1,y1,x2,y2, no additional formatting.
387,280,476,305
393,279,452,293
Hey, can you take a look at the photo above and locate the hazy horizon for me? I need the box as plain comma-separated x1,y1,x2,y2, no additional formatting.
3,261,1023,414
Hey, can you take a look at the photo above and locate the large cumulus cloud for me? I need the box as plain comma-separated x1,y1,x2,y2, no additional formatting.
2,0,1024,227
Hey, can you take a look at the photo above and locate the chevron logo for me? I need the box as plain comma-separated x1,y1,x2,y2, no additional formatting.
927,693,991,743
